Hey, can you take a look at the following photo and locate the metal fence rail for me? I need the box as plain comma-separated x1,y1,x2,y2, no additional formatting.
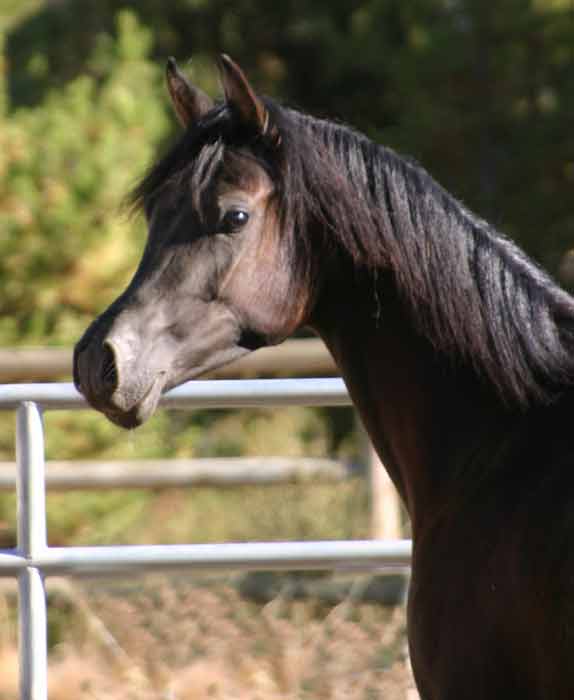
2,379,413,700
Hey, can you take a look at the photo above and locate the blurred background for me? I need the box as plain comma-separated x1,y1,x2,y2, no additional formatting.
0,1,573,697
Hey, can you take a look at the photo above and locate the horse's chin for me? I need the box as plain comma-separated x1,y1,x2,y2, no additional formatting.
104,374,166,429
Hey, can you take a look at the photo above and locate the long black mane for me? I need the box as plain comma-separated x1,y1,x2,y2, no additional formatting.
131,99,574,407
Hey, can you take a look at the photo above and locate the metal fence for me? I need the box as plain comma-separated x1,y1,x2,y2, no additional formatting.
0,378,412,700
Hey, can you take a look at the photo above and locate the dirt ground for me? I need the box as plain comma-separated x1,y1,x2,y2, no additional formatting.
0,574,420,699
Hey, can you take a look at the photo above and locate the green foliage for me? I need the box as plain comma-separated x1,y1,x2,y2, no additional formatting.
0,11,183,464
0,478,368,547
0,0,39,33
0,11,169,345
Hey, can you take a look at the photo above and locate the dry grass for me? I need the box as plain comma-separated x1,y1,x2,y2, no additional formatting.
0,575,418,699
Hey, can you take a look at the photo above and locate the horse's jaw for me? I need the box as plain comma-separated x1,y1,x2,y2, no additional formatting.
102,372,167,429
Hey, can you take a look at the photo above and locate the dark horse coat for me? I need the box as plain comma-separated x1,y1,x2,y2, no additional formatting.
75,56,574,699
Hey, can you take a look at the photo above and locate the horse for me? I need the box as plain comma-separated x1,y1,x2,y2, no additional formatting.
74,55,574,699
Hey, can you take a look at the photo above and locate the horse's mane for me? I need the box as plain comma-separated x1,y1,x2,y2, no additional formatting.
130,99,574,407
270,106,574,407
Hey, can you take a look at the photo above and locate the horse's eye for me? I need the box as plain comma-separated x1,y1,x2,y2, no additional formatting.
220,208,250,233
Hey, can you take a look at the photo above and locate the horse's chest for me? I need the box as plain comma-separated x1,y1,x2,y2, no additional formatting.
407,517,574,700
407,557,525,699
405,547,493,693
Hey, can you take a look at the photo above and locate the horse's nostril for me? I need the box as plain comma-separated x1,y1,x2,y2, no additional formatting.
100,343,118,391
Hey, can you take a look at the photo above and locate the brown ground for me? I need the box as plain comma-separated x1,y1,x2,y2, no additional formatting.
0,575,419,699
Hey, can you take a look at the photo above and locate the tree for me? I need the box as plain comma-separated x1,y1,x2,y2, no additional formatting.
7,0,573,279
0,12,169,345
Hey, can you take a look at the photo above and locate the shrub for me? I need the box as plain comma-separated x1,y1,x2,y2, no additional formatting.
0,11,169,345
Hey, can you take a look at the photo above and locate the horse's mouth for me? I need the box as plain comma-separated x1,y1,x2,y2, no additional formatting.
95,341,253,429
104,374,166,429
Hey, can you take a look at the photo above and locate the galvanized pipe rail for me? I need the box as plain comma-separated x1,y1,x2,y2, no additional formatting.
2,379,412,700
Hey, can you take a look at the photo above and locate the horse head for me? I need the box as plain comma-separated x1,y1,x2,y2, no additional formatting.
74,57,310,428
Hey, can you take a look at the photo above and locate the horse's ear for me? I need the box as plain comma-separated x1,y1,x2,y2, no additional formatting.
166,57,214,128
217,54,280,145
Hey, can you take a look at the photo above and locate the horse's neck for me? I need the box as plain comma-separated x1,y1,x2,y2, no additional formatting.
311,278,511,531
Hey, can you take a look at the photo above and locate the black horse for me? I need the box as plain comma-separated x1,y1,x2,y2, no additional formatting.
74,56,574,699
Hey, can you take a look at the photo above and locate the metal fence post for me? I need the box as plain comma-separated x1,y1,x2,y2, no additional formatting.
0,380,414,700
16,401,48,700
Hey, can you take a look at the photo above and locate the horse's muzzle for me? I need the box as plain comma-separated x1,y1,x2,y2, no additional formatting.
74,337,166,429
